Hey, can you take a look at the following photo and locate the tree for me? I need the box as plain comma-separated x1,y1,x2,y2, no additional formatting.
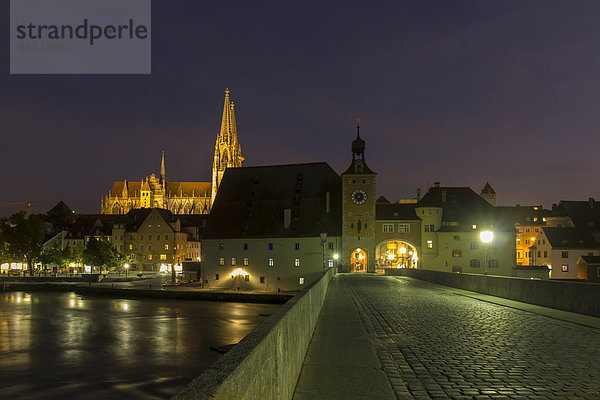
0,212,45,275
83,238,115,273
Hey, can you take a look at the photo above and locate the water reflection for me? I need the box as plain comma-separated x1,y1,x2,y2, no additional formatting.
0,291,280,399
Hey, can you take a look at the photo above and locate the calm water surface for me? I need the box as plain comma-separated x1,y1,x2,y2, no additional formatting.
0,291,280,399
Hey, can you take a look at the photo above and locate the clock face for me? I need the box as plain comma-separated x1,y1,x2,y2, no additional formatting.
351,189,367,205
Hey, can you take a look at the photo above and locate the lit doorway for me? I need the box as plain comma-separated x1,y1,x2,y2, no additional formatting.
351,248,367,272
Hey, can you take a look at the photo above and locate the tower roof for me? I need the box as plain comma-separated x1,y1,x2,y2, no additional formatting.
352,119,365,154
481,182,495,195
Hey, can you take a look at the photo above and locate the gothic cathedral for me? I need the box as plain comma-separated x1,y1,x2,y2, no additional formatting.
341,121,377,273
101,89,244,215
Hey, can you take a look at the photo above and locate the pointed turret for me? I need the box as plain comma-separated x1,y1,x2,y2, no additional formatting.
160,150,166,187
212,89,244,205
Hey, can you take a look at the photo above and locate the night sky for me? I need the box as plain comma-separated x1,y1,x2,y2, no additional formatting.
3,1,600,217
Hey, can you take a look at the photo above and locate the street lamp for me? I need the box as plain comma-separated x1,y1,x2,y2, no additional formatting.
479,231,493,275
320,232,328,272
124,263,129,279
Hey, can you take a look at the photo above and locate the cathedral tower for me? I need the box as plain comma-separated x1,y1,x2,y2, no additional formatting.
341,120,377,273
211,89,244,204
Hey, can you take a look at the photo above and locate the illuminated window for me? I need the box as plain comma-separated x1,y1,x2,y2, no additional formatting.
148,254,152,260
231,257,236,266
299,277,304,285
561,264,568,272
294,258,300,267
328,259,334,268
472,224,477,230
160,254,166,260
469,259,480,268
268,243,273,250
164,244,168,250
452,249,462,257
129,245,133,250
149,225,152,229
427,240,433,249
219,257,224,266
243,257,248,266
561,251,569,259
268,258,274,267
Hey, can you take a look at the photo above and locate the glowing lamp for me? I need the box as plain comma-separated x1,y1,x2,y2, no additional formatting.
480,231,493,243
231,268,249,277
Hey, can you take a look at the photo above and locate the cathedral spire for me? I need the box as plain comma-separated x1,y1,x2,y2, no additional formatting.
212,89,244,205
160,150,166,186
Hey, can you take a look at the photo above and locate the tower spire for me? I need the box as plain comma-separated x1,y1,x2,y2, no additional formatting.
160,150,166,186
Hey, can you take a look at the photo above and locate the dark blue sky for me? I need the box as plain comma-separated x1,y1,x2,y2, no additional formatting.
3,0,600,216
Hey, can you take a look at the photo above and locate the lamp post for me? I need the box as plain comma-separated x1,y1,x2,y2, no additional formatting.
333,253,339,271
479,231,493,275
320,232,327,272
124,263,129,279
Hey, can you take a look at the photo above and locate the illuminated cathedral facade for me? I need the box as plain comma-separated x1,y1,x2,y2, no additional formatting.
101,89,243,215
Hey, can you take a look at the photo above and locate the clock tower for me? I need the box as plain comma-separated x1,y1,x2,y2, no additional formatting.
341,120,377,273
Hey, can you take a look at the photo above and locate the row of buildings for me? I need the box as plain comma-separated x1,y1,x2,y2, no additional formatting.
22,90,600,289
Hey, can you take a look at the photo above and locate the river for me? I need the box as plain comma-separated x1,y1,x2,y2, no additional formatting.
0,291,280,399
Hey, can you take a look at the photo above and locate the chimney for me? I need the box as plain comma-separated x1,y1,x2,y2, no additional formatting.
589,198,595,208
434,182,440,188
416,188,421,202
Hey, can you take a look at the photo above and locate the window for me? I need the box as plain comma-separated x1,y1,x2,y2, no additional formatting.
517,251,521,258
243,257,248,266
544,251,547,258
470,241,479,250
525,240,530,245
215,274,219,281
148,225,152,229
470,259,481,268
295,243,300,250
452,249,462,257
243,243,248,250
383,224,394,233
294,258,300,267
148,245,152,251
427,240,433,249
537,251,541,258
129,235,133,240
219,243,224,250
268,258,274,267
164,244,169,250
219,257,225,266
561,251,569,259
328,259,334,268
453,235,460,241
140,245,144,251
231,258,236,266
535,228,539,232
299,277,305,285
472,224,477,230
489,260,499,268
165,234,169,240
129,245,133,250
424,224,435,232
597,267,600,278
561,264,568,272
525,228,530,232
268,243,273,250
140,234,144,240
328,242,334,250
148,254,152,260
398,224,410,233
260,276,265,284
160,254,167,260
156,234,160,240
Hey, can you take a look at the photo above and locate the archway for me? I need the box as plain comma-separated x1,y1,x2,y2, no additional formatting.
350,248,367,272
375,240,418,270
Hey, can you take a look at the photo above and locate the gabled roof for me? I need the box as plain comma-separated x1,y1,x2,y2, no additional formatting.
549,199,600,230
376,203,419,220
205,163,341,239
376,196,390,204
541,227,599,249
578,255,600,265
419,186,513,231
497,205,548,226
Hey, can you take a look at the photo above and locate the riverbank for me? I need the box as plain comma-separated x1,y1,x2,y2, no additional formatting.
1,280,294,304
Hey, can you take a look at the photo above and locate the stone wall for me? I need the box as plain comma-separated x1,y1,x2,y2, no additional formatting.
172,267,336,400
386,268,600,317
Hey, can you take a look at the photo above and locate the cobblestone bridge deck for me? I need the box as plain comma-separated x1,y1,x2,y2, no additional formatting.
293,274,600,400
